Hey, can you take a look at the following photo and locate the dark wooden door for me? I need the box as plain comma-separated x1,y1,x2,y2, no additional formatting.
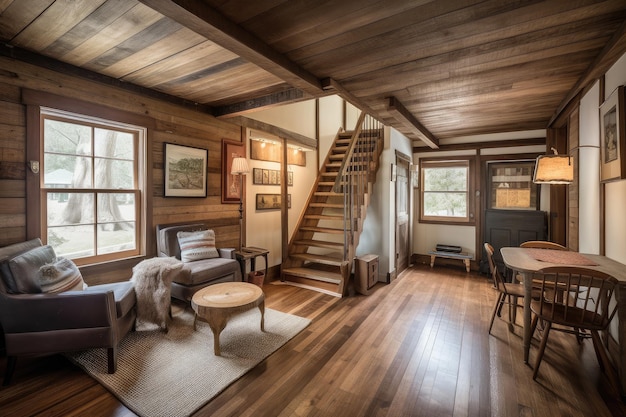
482,209,547,275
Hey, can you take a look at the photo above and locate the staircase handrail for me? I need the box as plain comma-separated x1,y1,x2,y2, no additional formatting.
332,113,383,261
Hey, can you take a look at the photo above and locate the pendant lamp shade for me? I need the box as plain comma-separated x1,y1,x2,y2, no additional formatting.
533,150,573,184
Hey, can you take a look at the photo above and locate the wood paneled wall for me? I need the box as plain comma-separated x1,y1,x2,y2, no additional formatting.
0,57,243,283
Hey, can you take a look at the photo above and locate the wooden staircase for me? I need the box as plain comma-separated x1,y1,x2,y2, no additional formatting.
281,113,383,296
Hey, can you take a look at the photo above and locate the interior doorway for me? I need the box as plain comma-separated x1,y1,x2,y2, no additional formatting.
395,152,411,275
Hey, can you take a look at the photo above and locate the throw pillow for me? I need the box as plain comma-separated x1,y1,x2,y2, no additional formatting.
177,229,219,262
7,245,57,294
38,257,85,293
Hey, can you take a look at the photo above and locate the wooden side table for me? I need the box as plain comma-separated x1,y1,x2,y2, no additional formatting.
191,282,265,356
235,247,269,281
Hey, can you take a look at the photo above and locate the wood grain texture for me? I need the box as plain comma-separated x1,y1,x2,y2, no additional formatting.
0,265,623,416
0,54,244,265
1,0,625,144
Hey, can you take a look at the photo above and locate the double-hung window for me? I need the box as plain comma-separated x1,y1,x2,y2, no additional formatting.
40,108,145,265
420,159,472,223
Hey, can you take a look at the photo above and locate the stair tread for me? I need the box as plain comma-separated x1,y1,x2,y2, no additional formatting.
282,267,342,283
309,202,344,208
314,191,341,196
290,252,344,266
300,226,345,234
293,239,344,248
304,214,344,220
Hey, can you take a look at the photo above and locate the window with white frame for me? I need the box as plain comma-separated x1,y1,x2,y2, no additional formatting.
420,159,471,223
40,108,145,265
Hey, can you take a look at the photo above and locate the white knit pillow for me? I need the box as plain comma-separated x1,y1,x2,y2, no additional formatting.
38,257,86,293
177,230,219,262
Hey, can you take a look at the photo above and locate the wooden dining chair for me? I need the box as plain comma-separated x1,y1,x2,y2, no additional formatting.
530,266,619,389
519,240,588,342
485,243,527,334
517,241,568,285
520,241,568,250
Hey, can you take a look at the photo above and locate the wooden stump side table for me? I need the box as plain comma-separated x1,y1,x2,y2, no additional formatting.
191,282,265,356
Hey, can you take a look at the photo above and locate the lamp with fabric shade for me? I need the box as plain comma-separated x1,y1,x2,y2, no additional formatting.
231,157,250,176
533,148,574,184
231,157,250,250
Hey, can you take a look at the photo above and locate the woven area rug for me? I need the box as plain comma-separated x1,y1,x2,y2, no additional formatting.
66,305,310,417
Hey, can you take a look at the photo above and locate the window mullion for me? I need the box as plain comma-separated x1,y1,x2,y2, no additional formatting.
40,110,142,265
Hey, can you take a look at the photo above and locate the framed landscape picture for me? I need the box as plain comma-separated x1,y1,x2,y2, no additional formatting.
222,139,245,203
164,143,207,197
600,86,626,182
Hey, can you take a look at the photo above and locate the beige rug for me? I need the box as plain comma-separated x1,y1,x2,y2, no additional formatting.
67,305,310,417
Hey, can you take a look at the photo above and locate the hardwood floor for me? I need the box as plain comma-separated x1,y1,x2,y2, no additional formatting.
0,264,624,416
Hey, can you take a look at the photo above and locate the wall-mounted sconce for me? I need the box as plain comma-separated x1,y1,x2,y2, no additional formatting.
533,148,573,184
28,160,40,174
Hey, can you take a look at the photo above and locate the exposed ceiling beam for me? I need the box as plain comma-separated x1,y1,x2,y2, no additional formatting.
387,96,439,149
549,19,626,127
321,78,378,116
137,0,324,96
214,88,309,117
413,137,546,153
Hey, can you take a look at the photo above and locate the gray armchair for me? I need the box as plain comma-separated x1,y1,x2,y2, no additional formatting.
0,239,136,385
156,223,241,301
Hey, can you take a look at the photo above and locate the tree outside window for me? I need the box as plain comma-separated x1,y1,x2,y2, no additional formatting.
41,110,143,264
420,160,470,223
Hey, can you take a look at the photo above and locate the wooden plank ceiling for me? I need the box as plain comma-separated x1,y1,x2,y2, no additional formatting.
1,0,626,149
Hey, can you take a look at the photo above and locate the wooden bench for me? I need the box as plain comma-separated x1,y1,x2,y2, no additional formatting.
428,250,472,272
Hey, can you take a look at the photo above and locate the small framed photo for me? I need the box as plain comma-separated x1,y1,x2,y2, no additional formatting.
269,170,277,185
262,169,269,184
164,143,207,197
253,168,263,185
600,86,626,182
288,171,293,186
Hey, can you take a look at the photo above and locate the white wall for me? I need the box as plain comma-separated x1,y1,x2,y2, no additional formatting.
578,81,601,254
247,100,316,138
318,95,343,169
346,103,360,129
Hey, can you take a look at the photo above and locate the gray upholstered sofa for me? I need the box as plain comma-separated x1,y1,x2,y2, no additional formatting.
155,223,241,301
0,238,136,384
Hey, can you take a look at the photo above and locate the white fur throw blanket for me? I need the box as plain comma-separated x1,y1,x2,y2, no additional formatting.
130,257,183,332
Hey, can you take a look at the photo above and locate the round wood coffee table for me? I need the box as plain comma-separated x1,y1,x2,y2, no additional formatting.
191,282,265,356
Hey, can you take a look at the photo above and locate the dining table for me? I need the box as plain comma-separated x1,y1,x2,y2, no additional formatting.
500,247,626,393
